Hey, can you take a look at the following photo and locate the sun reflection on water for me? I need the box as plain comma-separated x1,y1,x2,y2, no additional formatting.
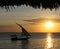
45,33,53,49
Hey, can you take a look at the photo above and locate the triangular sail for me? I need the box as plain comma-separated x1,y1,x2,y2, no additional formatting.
16,23,30,36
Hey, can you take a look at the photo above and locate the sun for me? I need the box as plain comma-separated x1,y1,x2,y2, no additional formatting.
45,21,53,28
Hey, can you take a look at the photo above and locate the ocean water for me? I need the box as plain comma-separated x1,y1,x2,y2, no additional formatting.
0,32,60,49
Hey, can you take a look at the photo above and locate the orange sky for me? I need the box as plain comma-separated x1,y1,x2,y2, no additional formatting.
0,6,60,32
0,20,60,32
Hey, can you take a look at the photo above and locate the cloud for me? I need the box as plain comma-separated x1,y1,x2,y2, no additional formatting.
24,18,60,23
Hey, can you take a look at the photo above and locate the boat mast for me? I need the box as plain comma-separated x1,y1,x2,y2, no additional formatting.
16,23,30,36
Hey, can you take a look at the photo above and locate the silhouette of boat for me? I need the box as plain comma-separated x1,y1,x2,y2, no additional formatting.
11,23,31,40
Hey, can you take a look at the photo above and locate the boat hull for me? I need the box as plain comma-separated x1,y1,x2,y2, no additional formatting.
11,37,29,41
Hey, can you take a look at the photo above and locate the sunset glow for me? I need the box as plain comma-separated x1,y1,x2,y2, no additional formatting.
45,33,53,49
